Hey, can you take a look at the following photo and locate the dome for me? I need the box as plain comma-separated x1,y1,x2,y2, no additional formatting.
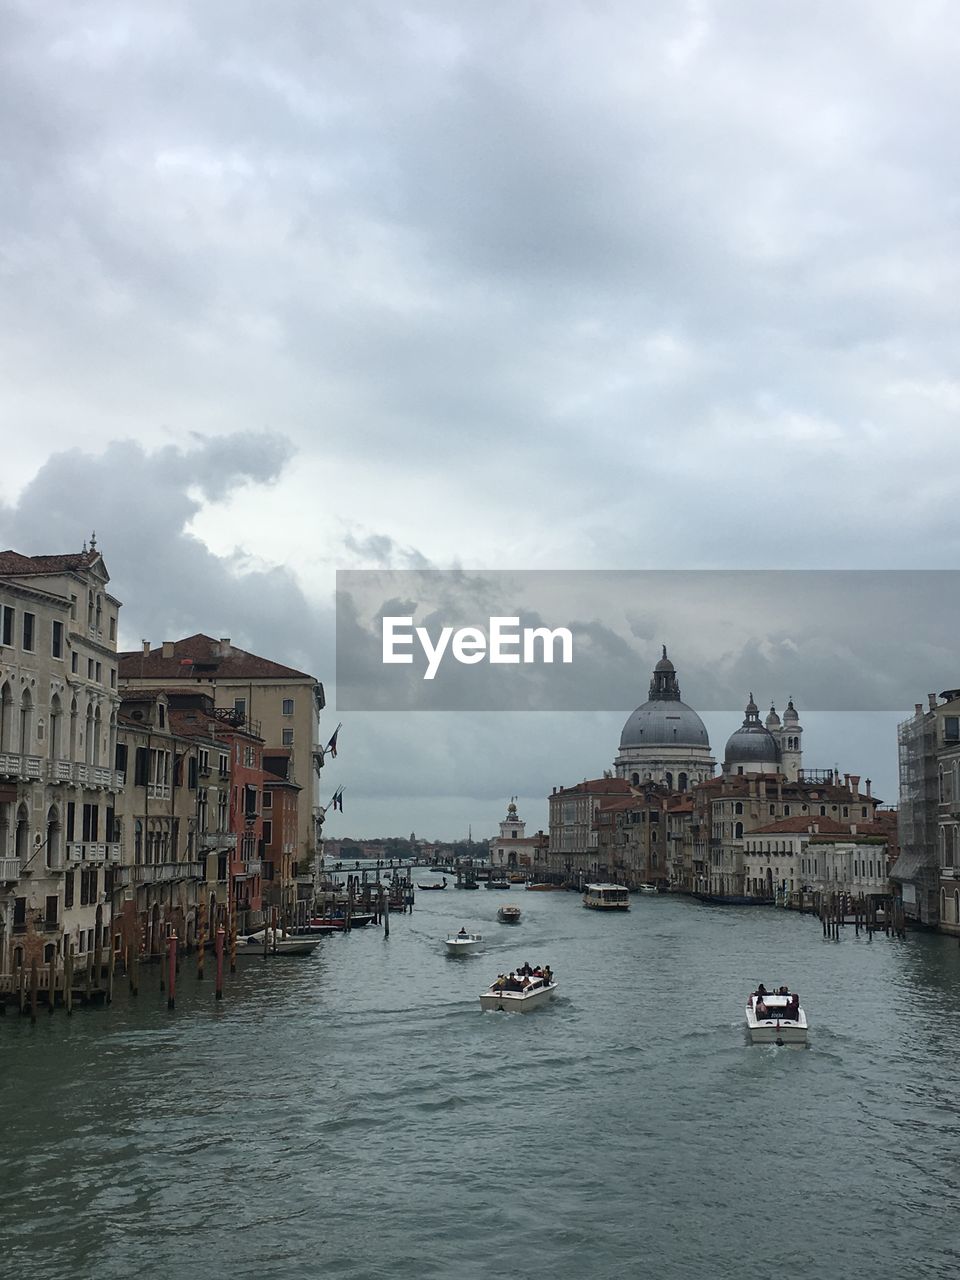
724,692,781,766
620,699,710,748
765,704,781,728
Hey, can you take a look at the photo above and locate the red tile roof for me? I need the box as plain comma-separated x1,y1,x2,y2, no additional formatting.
552,778,634,799
119,633,313,681
749,816,851,835
0,549,101,575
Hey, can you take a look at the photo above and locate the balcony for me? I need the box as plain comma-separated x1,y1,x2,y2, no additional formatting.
235,859,263,879
47,758,73,783
0,753,44,781
199,832,236,852
0,858,20,883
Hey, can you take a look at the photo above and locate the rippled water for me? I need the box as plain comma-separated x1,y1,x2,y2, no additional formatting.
4,889,960,1279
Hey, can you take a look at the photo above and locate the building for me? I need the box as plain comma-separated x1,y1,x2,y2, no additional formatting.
614,648,715,790
488,799,548,874
893,694,944,926
119,634,325,877
262,748,305,919
743,816,890,902
722,694,803,780
593,784,671,888
548,777,634,880
0,542,124,973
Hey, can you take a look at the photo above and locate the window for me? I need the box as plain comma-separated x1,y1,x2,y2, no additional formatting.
234,698,246,719
22,612,35,651
109,616,116,641
95,662,102,682
282,728,294,746
52,620,64,659
734,801,743,814
263,792,273,809
71,652,78,674
1,605,12,647
263,820,273,844
158,704,165,730
188,757,198,790
946,716,960,743
64,870,75,908
87,659,94,679
134,747,148,786
282,698,294,715
70,594,77,620
219,753,229,777
110,668,116,689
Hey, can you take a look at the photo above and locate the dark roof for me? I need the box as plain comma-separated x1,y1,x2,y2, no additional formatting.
553,778,634,799
0,549,102,576
119,633,313,681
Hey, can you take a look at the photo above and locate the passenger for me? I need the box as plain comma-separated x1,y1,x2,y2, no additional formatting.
779,985,789,996
757,983,767,997
458,926,468,937
756,999,768,1019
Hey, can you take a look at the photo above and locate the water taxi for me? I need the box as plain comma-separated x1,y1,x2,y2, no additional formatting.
639,883,659,895
582,883,630,910
239,930,321,957
745,988,808,1045
497,905,521,924
445,930,482,955
479,967,556,1012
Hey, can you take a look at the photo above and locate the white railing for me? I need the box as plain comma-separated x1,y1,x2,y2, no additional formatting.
200,832,236,851
47,758,73,783
66,843,84,864
106,844,122,865
0,753,44,780
74,763,90,785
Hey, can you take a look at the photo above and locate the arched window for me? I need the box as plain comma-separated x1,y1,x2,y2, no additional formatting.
92,705,102,766
939,766,945,803
0,682,13,752
664,772,673,790
46,805,61,870
69,697,79,760
49,693,62,760
631,773,640,786
85,702,95,764
15,802,30,863
678,772,688,793
134,819,143,863
941,888,946,919
19,688,33,754
734,822,744,840
734,801,743,814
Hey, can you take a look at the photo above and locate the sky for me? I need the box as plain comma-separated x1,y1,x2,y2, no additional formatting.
1,1,957,837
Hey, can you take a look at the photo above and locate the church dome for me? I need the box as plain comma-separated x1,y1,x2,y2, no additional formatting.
619,646,710,748
765,704,781,728
725,693,780,766
619,700,710,748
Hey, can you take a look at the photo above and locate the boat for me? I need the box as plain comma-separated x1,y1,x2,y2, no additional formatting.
525,882,561,891
479,966,557,1012
418,878,448,890
745,988,808,1045
639,883,659,895
456,881,479,890
445,930,482,955
239,929,321,956
486,878,511,890
497,905,521,924
582,883,630,910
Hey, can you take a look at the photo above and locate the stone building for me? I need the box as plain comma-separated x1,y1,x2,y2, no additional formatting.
743,816,890,902
0,543,124,972
488,799,548,874
548,777,634,880
119,635,325,876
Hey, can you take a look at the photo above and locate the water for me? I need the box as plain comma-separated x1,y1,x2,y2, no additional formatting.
3,891,960,1280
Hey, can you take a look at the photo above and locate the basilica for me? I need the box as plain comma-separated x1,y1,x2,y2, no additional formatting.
613,647,803,788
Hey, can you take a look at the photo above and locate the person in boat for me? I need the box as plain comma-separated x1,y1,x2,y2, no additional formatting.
458,926,468,937
788,993,800,1019
778,985,789,996
756,998,768,1019
756,983,768,997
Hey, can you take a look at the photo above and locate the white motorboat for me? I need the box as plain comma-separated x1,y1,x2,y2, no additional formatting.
745,988,808,1045
639,883,658,895
239,929,321,957
583,883,630,910
445,930,482,955
497,905,521,924
479,968,557,1012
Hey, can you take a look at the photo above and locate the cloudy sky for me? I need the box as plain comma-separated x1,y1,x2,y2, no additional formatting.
1,1,957,837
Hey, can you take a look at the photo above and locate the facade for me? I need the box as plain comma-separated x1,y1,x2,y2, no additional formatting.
119,634,325,874
262,749,304,918
593,785,670,887
743,816,889,902
893,694,950,926
614,648,715,790
548,777,634,880
0,544,124,973
114,690,214,955
488,799,548,873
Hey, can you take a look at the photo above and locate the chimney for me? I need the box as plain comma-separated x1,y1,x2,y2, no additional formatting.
219,637,232,656
142,640,150,656
162,641,174,659
929,692,937,712
849,774,860,795
915,703,923,716
865,778,872,797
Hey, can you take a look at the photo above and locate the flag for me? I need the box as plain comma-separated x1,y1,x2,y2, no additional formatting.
326,723,341,759
333,787,344,812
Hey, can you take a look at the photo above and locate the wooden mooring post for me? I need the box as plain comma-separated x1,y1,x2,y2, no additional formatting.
30,958,39,1023
215,925,225,1001
197,902,206,980
48,952,56,1012
167,932,177,1010
65,943,74,1015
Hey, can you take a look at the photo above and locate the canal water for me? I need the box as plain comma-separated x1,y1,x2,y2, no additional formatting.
3,888,960,1280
